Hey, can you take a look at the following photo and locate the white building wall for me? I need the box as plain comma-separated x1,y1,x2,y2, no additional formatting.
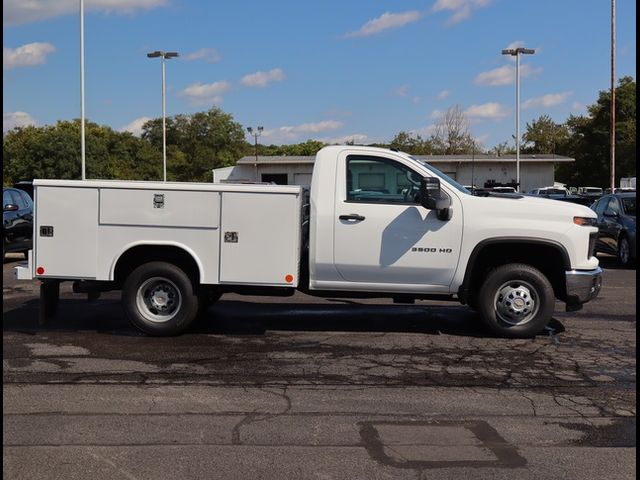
214,163,315,186
427,161,554,192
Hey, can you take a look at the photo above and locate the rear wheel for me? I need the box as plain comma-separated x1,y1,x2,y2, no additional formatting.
122,262,199,336
477,263,555,338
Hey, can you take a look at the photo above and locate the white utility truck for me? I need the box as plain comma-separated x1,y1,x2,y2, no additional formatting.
15,146,602,338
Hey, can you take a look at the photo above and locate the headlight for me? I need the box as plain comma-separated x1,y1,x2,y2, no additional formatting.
574,216,597,226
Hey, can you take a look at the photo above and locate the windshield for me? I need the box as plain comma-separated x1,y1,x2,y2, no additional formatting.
621,196,636,216
408,156,471,195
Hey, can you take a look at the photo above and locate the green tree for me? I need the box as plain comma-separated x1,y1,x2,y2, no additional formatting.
431,105,475,154
488,141,516,156
389,131,434,154
3,119,164,184
522,115,570,155
261,140,326,156
141,107,248,181
557,76,636,187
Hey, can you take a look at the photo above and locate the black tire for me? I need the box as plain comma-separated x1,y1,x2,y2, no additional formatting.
477,263,555,338
122,262,199,336
617,235,634,268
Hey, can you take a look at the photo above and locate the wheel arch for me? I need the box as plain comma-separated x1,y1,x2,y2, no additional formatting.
111,242,204,286
458,237,571,303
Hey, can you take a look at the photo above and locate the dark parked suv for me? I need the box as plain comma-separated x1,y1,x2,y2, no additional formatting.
3,187,34,261
590,192,636,267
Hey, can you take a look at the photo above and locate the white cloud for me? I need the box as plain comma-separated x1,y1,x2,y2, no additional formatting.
3,42,56,70
431,0,493,25
3,112,36,131
344,11,421,38
522,92,572,110
571,101,586,112
429,109,445,119
185,48,221,64
279,120,343,135
118,116,152,136
240,68,286,88
393,85,409,97
320,134,369,145
261,120,343,143
464,102,508,118
178,81,232,105
4,0,168,26
474,64,542,86
436,90,450,100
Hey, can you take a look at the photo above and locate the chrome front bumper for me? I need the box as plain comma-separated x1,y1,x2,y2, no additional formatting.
565,267,602,310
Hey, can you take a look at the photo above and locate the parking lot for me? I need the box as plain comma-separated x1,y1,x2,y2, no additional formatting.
3,254,636,479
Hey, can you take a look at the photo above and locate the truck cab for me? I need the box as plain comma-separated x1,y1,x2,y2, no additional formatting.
308,146,601,337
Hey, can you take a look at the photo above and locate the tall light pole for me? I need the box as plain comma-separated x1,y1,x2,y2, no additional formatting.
247,126,263,182
80,0,86,180
502,47,535,192
147,50,179,182
610,0,616,193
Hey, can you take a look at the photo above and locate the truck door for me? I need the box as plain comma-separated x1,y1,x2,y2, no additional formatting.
333,153,463,288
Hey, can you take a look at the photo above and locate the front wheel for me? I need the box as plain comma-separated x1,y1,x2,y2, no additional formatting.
477,263,555,338
122,262,199,336
617,236,633,268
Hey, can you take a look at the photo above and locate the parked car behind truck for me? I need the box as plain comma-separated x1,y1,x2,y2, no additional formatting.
3,187,34,261
15,146,602,338
590,192,636,267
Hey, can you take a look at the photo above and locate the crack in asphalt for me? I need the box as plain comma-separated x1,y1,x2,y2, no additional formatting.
231,387,292,445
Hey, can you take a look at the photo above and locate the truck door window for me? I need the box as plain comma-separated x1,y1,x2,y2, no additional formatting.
346,155,421,204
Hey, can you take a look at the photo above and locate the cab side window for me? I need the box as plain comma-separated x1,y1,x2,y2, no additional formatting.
346,156,422,205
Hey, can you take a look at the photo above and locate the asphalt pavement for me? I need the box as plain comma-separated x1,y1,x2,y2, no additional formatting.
2,254,636,479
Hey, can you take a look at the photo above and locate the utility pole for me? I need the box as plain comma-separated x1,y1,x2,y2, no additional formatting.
502,47,535,192
247,126,263,182
471,141,475,193
147,51,179,182
80,0,86,180
610,0,616,193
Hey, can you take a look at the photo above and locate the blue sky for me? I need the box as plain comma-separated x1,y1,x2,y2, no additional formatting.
3,0,637,149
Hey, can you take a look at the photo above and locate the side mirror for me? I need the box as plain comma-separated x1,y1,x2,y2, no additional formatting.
420,177,440,209
420,177,452,220
3,204,19,212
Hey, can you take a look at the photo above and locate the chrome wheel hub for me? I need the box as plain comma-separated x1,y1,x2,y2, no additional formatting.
136,277,182,323
494,280,539,326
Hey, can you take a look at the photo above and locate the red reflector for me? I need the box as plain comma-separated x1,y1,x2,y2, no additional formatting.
36,266,45,275
285,274,294,283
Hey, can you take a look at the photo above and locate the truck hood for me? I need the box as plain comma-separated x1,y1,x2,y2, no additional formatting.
466,192,596,219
